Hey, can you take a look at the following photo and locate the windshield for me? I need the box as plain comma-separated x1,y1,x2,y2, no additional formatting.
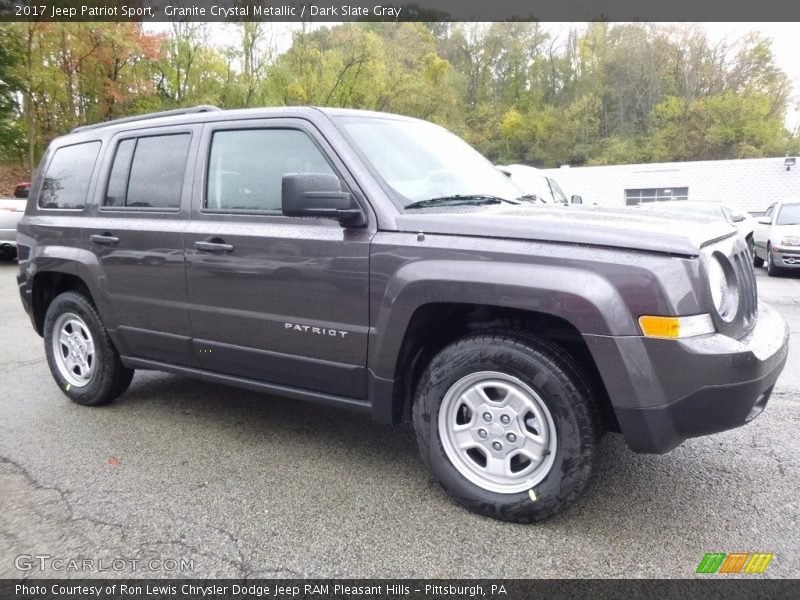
776,203,800,225
337,117,523,207
502,168,549,202
548,178,568,204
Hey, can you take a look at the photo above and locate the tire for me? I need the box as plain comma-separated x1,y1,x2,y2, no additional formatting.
746,236,755,259
43,291,134,406
412,332,602,523
753,250,764,268
767,244,781,277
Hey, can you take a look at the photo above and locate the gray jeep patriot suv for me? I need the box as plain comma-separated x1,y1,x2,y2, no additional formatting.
17,106,789,522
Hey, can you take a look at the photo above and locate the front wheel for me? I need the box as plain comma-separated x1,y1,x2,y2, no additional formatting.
746,236,755,259
412,332,602,523
767,245,781,277
44,291,134,406
753,250,764,268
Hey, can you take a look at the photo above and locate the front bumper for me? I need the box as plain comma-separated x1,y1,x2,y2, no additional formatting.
773,246,800,268
584,302,789,453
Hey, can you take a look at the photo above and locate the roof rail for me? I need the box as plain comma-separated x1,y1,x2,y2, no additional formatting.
71,105,221,133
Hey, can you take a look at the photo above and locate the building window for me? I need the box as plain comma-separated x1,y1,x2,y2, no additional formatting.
625,187,689,206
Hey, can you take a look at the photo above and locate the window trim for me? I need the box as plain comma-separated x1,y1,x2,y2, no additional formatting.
200,125,343,217
99,130,193,214
37,140,103,211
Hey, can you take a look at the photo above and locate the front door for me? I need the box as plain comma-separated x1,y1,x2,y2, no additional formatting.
754,203,775,256
184,119,373,399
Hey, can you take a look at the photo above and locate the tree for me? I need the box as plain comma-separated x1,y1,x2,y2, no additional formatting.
1,21,797,169
0,24,24,161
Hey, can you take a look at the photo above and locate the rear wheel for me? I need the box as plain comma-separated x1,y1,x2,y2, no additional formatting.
412,332,601,523
44,291,134,406
753,250,764,268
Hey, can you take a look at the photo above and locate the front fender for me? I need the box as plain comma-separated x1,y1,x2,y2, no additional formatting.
367,259,638,382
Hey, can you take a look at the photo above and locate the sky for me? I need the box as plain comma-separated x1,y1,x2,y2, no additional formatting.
704,22,799,131
146,21,800,132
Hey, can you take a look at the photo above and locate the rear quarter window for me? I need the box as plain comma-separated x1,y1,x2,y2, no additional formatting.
38,141,101,209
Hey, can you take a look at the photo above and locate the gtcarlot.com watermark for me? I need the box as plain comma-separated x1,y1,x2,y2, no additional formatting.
14,553,194,573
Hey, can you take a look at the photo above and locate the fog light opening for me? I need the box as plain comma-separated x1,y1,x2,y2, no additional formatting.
745,387,772,423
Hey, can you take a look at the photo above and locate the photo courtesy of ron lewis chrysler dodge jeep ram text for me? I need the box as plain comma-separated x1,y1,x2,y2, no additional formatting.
16,106,789,523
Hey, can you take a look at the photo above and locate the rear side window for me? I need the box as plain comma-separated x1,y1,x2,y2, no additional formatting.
103,133,190,209
38,141,101,209
205,129,334,212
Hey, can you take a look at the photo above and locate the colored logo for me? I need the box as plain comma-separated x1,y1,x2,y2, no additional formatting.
696,552,773,574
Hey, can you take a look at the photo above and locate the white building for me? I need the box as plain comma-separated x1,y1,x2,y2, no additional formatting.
543,156,800,214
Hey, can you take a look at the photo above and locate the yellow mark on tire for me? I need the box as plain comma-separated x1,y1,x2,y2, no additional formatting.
65,383,71,391
528,489,537,502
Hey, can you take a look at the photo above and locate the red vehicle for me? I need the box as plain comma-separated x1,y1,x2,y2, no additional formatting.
13,181,31,199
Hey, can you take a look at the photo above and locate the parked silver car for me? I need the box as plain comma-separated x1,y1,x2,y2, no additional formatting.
753,201,800,276
0,197,26,259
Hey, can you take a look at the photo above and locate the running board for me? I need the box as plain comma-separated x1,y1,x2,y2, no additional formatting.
121,356,371,413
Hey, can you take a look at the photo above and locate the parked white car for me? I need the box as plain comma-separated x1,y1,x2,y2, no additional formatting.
753,200,800,276
0,197,26,259
496,164,583,205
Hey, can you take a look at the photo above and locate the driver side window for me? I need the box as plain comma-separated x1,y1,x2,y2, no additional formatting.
205,128,335,213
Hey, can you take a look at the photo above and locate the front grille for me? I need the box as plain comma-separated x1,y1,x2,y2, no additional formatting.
730,240,758,330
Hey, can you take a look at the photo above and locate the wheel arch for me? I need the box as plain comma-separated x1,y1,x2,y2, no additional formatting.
31,270,95,336
369,300,618,433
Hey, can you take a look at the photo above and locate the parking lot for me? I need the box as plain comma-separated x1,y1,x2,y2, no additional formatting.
0,258,797,579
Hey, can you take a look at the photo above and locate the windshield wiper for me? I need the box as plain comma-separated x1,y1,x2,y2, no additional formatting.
515,194,543,204
405,194,514,210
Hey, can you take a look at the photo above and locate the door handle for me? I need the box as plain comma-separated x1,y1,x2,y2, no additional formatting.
194,239,234,253
90,233,120,245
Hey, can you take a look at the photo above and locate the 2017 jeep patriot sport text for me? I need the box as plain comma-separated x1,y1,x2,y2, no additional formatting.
17,106,789,522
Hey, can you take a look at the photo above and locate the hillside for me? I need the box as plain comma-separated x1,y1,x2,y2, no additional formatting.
0,163,30,197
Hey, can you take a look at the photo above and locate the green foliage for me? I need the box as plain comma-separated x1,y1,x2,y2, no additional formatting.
1,21,798,169
0,25,24,160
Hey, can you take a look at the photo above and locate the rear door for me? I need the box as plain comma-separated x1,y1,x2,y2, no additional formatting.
83,125,201,365
183,118,373,399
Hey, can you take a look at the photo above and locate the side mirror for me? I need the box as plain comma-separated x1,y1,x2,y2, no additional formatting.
571,195,583,205
282,173,364,226
732,214,745,223
757,217,772,225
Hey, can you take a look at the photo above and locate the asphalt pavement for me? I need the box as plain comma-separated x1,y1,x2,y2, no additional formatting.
1,259,798,579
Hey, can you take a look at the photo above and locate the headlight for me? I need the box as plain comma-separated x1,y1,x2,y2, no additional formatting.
780,237,800,247
705,253,739,321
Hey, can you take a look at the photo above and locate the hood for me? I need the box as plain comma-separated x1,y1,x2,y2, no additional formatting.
395,204,737,256
774,224,800,237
